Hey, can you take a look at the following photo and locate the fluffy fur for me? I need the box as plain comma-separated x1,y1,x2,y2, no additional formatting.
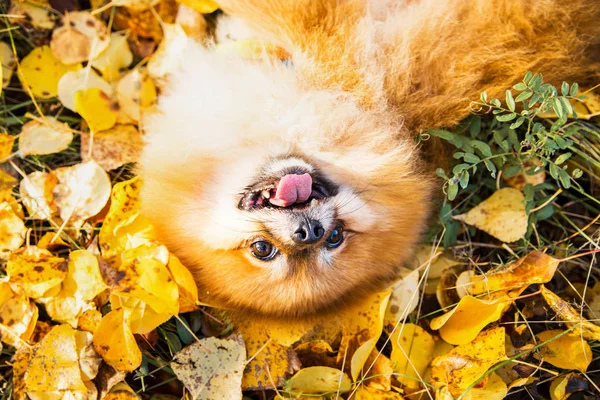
139,0,600,317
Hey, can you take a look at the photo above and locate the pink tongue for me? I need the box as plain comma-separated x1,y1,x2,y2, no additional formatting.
269,173,312,207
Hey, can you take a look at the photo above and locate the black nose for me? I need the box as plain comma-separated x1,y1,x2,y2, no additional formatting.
293,219,325,244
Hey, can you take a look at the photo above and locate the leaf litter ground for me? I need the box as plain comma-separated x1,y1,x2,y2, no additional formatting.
0,1,600,400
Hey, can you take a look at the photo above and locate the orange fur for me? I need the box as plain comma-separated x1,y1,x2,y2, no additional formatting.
139,0,600,317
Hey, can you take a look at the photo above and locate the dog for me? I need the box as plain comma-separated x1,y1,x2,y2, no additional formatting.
138,0,600,317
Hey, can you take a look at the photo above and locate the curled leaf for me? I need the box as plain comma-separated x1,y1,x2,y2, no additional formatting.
541,285,600,341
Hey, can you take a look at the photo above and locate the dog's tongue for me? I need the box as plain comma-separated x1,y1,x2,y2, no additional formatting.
269,173,312,207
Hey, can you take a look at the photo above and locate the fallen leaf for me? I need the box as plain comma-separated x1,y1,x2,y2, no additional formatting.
116,69,157,121
12,348,31,400
111,0,177,45
385,269,419,327
541,285,600,341
110,294,172,334
81,124,143,171
0,42,16,88
74,87,119,132
18,45,81,99
99,177,157,263
459,373,508,400
535,330,592,371
51,11,110,65
550,373,588,400
8,1,56,30
353,387,404,399
0,202,26,259
430,327,507,397
389,323,435,389
102,382,140,400
172,334,246,400
96,364,128,399
19,171,53,219
0,282,38,348
167,253,199,313
113,0,160,9
7,247,67,299
91,32,134,81
454,188,528,242
147,24,189,79
18,117,73,156
0,133,14,160
78,309,102,333
503,159,546,191
436,265,467,310
93,308,142,372
285,366,352,394
469,251,559,296
45,161,112,226
42,293,92,327
58,68,113,111
430,295,512,345
177,0,219,13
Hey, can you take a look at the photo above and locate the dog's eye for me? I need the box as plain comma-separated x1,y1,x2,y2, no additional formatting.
250,241,278,261
325,225,344,248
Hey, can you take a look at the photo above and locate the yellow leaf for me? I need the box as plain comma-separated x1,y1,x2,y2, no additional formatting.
0,42,16,88
536,330,592,371
353,387,405,399
58,68,112,111
93,309,142,372
454,188,527,243
77,309,102,334
116,69,157,121
7,247,67,298
18,117,73,156
430,295,511,345
102,382,140,400
19,171,53,220
385,269,419,327
63,250,107,301
8,1,56,30
43,293,91,327
110,294,171,334
389,323,435,389
541,285,600,341
0,202,26,260
461,373,508,400
51,11,110,65
470,251,559,296
112,0,161,10
167,253,199,313
0,133,15,159
18,46,81,99
91,32,134,81
147,24,189,79
172,334,246,399
25,324,88,392
45,161,112,226
0,283,38,348
12,348,31,400
285,367,352,394
550,373,579,400
176,0,219,14
99,177,157,263
74,87,118,132
430,327,507,397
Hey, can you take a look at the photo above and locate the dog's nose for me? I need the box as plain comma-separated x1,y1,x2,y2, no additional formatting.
293,219,325,244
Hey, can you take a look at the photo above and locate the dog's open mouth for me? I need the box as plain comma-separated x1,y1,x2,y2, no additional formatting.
238,173,332,211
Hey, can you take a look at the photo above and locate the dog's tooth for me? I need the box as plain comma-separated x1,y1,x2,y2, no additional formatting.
261,190,271,199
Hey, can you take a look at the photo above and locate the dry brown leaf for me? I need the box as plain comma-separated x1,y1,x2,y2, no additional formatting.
431,327,507,397
454,188,528,242
45,161,111,226
51,11,110,65
430,295,512,345
19,171,52,219
8,1,56,30
171,334,247,400
390,323,435,389
469,251,559,296
116,69,157,122
18,46,82,99
81,124,143,171
0,282,38,348
91,32,134,82
93,308,142,372
18,117,73,156
7,247,67,299
541,285,600,341
58,68,113,112
0,42,16,88
536,330,592,371
0,202,26,259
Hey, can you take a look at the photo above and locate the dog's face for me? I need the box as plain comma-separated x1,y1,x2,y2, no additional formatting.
139,47,432,317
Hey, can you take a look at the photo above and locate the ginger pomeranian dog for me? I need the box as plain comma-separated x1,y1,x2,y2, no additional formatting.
139,0,600,318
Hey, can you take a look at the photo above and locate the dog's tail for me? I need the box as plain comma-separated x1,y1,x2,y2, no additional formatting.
218,0,600,131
